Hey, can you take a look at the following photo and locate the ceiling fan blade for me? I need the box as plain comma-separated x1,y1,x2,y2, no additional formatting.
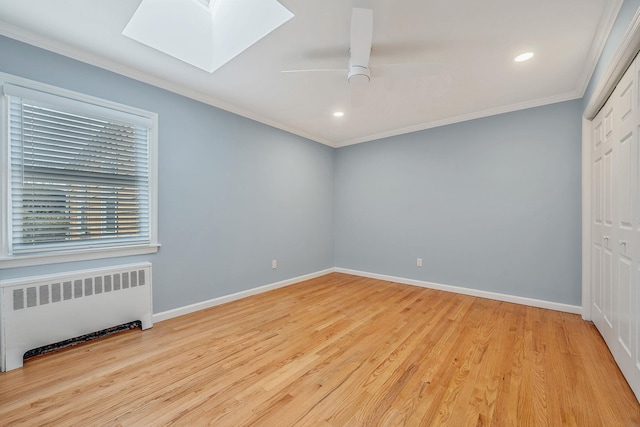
372,61,442,78
281,69,346,73
350,8,373,68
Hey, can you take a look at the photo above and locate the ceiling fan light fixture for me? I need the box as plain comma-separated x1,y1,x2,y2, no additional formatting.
514,52,534,62
348,65,371,83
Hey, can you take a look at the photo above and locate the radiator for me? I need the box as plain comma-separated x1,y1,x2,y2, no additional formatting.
0,262,153,372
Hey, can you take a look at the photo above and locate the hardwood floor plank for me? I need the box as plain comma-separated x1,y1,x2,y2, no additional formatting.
1,273,639,426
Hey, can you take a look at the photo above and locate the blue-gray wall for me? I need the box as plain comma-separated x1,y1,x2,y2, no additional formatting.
334,101,583,305
0,36,335,313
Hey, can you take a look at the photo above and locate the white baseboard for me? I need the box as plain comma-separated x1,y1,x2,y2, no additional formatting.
152,268,336,323
153,267,581,323
335,268,582,315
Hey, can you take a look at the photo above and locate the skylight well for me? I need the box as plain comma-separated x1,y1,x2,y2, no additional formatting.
123,0,294,73
192,0,220,13
193,0,215,9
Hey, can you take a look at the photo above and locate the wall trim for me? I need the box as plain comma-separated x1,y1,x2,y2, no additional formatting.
152,268,336,323
336,90,583,147
153,266,583,324
577,0,625,99
584,7,640,120
581,117,592,321
335,268,582,315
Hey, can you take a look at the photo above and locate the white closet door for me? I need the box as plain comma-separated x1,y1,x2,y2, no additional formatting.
630,59,640,400
591,90,615,346
592,54,640,401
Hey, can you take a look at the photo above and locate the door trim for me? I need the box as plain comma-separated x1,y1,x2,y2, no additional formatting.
582,8,640,320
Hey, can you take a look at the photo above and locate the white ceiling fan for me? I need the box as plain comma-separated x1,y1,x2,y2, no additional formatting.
282,8,374,84
282,7,439,84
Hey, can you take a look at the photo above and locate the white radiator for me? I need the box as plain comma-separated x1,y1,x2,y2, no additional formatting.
0,262,153,372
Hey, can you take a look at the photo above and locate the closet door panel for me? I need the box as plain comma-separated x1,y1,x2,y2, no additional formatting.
604,247,614,329
618,256,633,358
593,110,606,326
603,104,616,338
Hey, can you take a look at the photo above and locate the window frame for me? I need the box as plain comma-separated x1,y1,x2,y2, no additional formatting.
0,73,159,269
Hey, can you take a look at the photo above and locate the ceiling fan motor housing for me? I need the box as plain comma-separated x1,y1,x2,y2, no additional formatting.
348,65,371,83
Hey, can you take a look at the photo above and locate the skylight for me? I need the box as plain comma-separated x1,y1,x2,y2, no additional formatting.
123,0,294,73
193,0,215,9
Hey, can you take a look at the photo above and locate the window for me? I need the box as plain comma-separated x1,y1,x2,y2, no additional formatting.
1,74,158,268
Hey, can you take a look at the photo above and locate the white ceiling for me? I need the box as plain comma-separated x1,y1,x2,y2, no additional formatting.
0,0,622,147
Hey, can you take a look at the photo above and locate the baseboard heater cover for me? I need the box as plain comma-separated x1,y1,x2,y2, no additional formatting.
0,262,153,372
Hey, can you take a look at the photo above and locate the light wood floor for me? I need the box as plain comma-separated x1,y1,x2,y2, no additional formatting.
1,273,639,426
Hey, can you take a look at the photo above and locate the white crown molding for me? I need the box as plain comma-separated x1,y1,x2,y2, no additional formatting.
335,268,582,314
0,0,624,150
0,13,608,151
576,0,624,98
0,22,337,148
336,89,583,147
584,6,640,119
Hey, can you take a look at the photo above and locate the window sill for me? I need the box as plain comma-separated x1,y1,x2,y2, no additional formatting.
0,244,160,269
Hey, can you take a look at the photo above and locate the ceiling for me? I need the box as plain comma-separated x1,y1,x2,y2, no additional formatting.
0,0,622,147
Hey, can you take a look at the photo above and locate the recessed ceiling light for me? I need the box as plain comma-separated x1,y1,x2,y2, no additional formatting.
514,52,534,63
333,112,345,117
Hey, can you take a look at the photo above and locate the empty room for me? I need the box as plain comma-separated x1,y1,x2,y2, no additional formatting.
1,0,640,425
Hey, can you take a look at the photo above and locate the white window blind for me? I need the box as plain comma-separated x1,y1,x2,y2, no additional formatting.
4,83,152,255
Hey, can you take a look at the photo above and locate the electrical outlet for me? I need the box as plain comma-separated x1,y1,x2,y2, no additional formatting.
417,258,423,267
272,259,277,269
